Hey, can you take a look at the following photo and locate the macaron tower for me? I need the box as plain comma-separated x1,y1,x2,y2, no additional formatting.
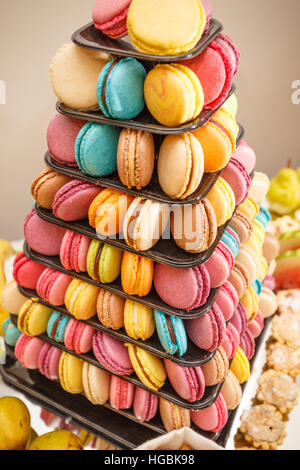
2,0,278,450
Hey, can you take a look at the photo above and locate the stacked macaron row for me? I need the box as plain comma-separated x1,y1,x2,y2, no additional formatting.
46,108,239,201
13,296,229,404
10,329,232,434
50,17,239,125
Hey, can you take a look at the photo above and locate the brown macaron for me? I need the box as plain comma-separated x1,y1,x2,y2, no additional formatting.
201,346,229,386
117,128,155,190
159,398,191,433
158,133,204,200
171,197,217,253
96,289,125,331
31,168,72,210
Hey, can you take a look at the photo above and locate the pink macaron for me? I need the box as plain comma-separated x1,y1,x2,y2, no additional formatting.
222,158,251,206
47,114,86,167
181,34,240,110
263,275,276,291
202,0,213,29
52,180,102,222
221,323,240,360
92,331,134,376
204,241,234,288
24,209,66,256
239,328,256,360
133,387,158,423
229,302,248,338
248,311,264,339
60,231,91,273
164,360,205,403
13,253,45,290
92,0,132,39
15,334,44,369
185,304,226,352
232,140,256,175
191,393,228,433
110,376,135,411
36,268,72,306
64,319,95,354
38,343,62,380
214,281,239,322
154,264,210,312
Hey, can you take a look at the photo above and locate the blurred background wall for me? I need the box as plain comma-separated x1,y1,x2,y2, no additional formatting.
0,0,300,240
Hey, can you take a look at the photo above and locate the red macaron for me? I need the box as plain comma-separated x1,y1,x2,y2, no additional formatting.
13,253,45,290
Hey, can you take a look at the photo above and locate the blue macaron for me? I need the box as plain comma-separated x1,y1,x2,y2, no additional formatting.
75,122,121,177
97,57,146,119
256,206,271,228
154,311,187,357
221,227,240,258
252,279,262,296
47,312,70,343
2,318,22,347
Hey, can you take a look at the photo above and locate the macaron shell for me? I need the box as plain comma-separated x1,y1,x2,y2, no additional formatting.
121,252,154,298
185,304,226,352
164,359,205,403
214,281,239,322
25,209,66,257
154,264,204,311
93,0,132,38
124,300,155,341
221,370,242,410
110,376,135,410
127,0,206,56
1,280,27,316
159,398,191,432
93,331,134,376
191,394,228,432
233,140,256,175
59,352,84,394
201,346,229,386
37,269,72,306
47,114,86,166
126,344,166,391
117,128,155,190
50,43,109,111
82,361,111,405
15,334,44,369
53,180,102,222
31,169,72,210
99,244,123,284
230,347,250,384
97,290,125,330
65,279,100,320
18,300,52,337
13,253,45,290
204,244,231,288
220,322,240,360
133,387,158,423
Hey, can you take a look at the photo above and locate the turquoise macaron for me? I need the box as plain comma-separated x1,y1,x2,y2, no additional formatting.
256,206,271,228
221,227,240,259
2,318,22,347
252,279,262,296
154,311,187,357
97,57,146,119
75,122,121,177
47,312,70,343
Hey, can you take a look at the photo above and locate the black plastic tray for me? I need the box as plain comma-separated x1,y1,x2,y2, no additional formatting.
72,19,223,63
45,125,244,206
56,84,235,136
15,282,215,368
23,241,220,320
7,317,222,411
34,202,235,270
1,353,220,448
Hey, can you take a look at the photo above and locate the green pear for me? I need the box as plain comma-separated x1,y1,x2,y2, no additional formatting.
28,431,83,450
268,167,300,215
0,397,31,450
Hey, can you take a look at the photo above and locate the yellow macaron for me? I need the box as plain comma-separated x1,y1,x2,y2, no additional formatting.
230,347,250,384
126,344,166,391
59,352,84,394
124,300,155,341
207,177,236,227
65,279,100,320
240,286,259,323
238,198,259,222
18,300,52,337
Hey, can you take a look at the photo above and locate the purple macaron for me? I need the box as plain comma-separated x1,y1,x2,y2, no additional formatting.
93,331,134,376
185,304,226,352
